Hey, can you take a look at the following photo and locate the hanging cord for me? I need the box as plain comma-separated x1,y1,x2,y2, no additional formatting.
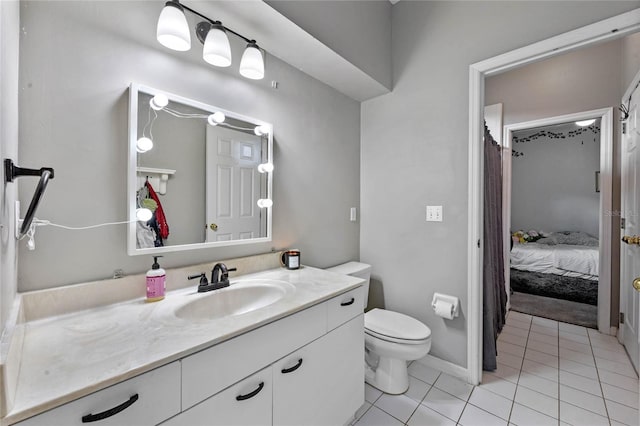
161,107,257,132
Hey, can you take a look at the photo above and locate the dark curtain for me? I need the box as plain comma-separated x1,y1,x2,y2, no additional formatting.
483,124,507,371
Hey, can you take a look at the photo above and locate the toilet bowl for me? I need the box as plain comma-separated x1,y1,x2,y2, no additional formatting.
326,262,432,395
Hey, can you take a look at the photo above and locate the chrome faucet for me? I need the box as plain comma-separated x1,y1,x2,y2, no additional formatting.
187,262,236,293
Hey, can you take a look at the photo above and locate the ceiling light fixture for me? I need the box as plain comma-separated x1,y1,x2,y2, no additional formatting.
156,1,265,80
575,119,596,127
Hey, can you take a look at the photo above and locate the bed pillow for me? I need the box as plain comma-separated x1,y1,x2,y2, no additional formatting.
536,236,557,245
554,231,599,246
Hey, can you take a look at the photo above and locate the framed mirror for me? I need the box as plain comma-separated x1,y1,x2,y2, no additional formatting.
128,83,273,255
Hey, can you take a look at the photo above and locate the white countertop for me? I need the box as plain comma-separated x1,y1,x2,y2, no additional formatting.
4,266,363,425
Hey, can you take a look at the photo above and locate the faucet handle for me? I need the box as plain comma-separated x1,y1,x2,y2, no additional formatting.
188,273,208,285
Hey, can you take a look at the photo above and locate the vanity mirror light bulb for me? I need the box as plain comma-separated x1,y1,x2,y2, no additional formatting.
257,198,273,208
254,125,270,136
207,111,226,126
136,137,154,153
150,94,169,111
136,208,153,222
257,163,274,173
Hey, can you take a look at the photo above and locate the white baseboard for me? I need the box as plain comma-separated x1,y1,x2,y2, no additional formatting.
414,354,468,382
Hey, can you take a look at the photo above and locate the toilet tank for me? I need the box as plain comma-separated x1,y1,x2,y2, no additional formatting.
326,261,371,307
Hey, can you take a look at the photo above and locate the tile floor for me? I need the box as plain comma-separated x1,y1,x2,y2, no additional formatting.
353,311,639,426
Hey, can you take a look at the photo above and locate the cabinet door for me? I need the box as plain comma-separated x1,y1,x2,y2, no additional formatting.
273,315,364,426
162,366,272,426
16,362,180,426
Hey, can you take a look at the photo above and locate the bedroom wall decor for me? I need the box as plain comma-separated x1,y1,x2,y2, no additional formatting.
512,124,599,144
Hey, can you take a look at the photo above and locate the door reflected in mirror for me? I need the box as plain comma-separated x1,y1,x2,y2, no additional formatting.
128,83,273,255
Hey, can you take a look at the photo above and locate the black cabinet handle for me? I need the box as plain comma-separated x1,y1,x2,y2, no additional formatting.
340,298,355,306
281,358,303,374
236,382,264,401
81,394,139,423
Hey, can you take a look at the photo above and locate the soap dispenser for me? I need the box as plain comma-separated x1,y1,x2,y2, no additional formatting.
146,256,166,302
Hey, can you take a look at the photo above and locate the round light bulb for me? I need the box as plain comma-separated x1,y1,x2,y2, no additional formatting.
239,41,265,80
254,125,270,136
150,94,169,111
136,137,154,153
257,163,274,173
136,208,153,222
207,111,226,126
257,198,273,208
575,119,596,127
156,1,191,51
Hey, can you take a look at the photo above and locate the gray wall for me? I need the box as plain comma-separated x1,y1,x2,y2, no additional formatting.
0,0,19,332
17,1,361,291
511,124,601,237
266,0,392,90
486,37,626,327
361,2,638,368
622,31,640,91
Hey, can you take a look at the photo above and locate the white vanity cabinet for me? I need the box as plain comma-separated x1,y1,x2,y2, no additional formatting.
16,362,181,426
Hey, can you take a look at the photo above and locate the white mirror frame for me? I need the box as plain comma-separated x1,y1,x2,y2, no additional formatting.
127,82,273,256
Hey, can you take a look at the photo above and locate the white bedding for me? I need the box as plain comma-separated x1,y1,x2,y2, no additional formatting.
510,243,599,281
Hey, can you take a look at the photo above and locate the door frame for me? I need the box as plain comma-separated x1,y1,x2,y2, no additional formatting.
502,108,614,334
467,8,640,385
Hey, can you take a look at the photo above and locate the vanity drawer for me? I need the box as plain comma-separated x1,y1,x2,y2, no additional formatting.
16,362,180,426
326,286,364,331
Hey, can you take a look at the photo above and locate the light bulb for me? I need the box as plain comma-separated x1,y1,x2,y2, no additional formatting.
150,94,169,111
136,137,154,153
203,22,232,67
136,208,153,222
257,163,274,173
257,198,273,208
239,41,265,80
156,1,191,51
27,236,35,251
254,125,270,136
575,119,596,127
207,111,226,126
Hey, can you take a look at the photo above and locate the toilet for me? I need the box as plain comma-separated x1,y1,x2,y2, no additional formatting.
326,261,431,395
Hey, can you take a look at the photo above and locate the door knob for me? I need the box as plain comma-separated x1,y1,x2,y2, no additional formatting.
208,223,218,231
633,277,640,292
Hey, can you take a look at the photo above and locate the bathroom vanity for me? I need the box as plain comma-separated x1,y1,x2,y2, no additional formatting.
2,263,365,426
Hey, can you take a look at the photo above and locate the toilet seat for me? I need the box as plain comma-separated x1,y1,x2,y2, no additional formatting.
365,308,431,345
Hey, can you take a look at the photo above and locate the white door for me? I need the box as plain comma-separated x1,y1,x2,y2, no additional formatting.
205,126,262,242
620,82,640,372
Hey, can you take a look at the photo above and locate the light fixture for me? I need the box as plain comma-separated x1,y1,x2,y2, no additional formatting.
575,119,596,127
207,111,226,126
156,1,191,52
136,137,154,153
136,208,154,222
239,41,265,80
150,94,169,111
254,124,270,136
257,198,273,208
157,3,266,80
200,21,232,67
257,163,274,173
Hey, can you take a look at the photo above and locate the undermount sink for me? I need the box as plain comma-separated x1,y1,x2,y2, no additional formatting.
174,279,295,321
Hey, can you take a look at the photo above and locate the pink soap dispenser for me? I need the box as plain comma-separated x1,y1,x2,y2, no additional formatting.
146,256,166,302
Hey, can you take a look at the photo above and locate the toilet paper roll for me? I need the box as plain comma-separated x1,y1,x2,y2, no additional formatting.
433,300,455,320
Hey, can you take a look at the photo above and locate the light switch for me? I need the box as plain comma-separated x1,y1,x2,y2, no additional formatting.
426,205,443,222
350,207,357,222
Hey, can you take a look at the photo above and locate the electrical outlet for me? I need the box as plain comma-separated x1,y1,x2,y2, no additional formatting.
426,205,443,222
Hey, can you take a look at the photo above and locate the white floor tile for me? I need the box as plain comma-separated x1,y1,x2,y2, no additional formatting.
502,324,528,337
498,340,526,358
532,317,558,329
354,405,404,426
595,356,637,377
508,311,532,322
526,340,559,356
521,359,559,382
558,337,591,353
528,331,558,346
375,393,420,423
514,386,558,419
468,386,513,420
559,347,596,366
589,334,625,351
407,362,441,384
601,383,639,410
499,331,528,347
434,373,474,401
458,403,508,426
353,402,372,423
559,401,609,426
510,402,557,426
421,387,466,422
507,319,531,331
598,368,640,392
477,373,517,400
558,322,588,336
488,362,520,383
559,384,607,416
559,369,602,397
605,399,640,426
407,404,456,426
524,348,558,368
531,324,558,337
559,358,598,380
593,346,634,364
496,351,524,370
559,331,589,344
365,383,383,403
518,372,559,398
405,376,432,403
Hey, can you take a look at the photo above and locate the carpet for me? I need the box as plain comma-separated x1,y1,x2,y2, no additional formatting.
510,269,598,305
510,291,597,328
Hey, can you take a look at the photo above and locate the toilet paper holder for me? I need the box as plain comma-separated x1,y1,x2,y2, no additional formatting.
431,293,460,319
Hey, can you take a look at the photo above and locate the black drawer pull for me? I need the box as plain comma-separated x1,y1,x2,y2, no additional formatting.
281,358,303,374
236,382,264,401
81,394,139,423
340,298,355,306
